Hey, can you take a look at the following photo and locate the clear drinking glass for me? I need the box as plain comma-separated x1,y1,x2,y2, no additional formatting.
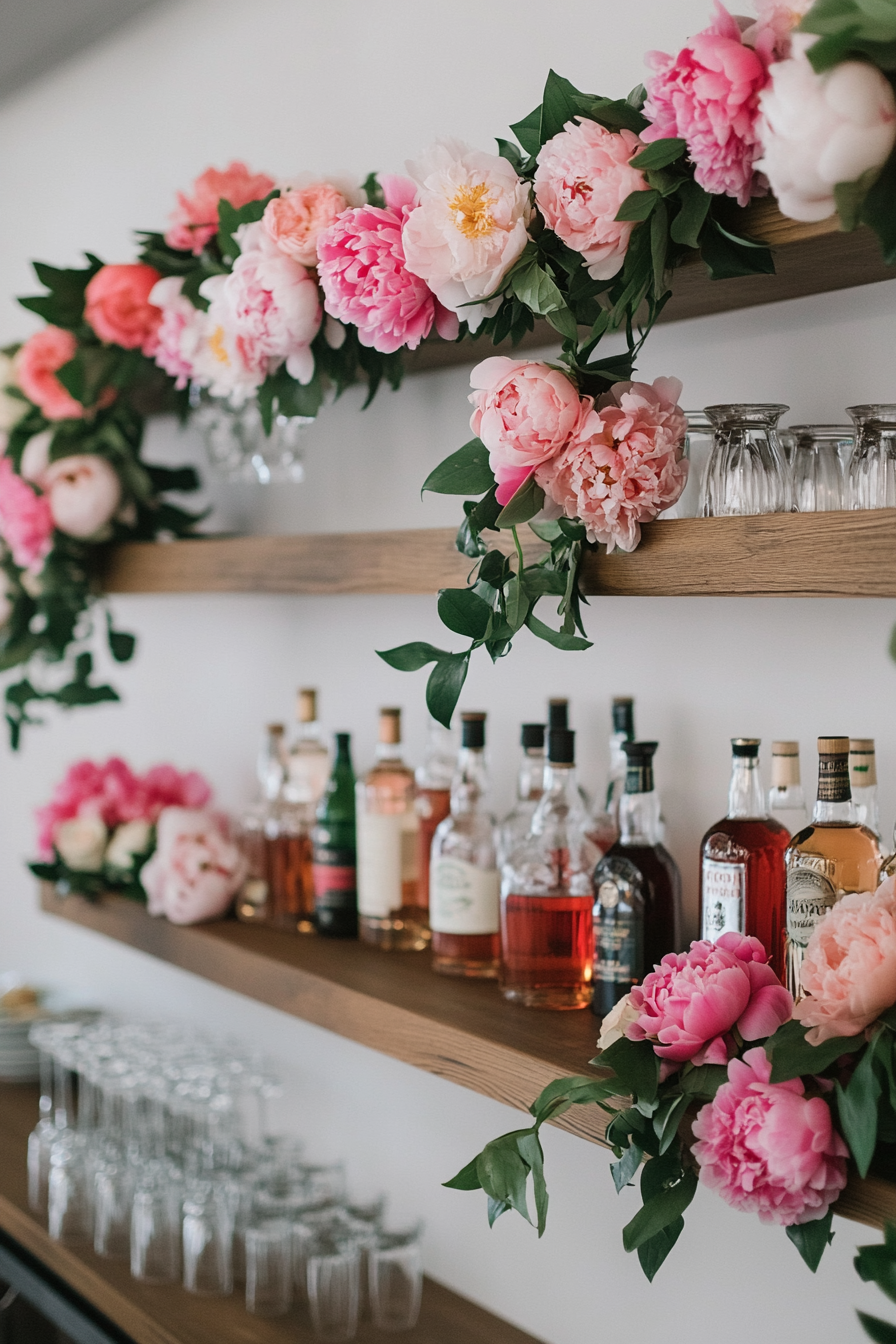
790,425,850,512
368,1239,423,1332
192,393,313,485
93,1159,134,1258
307,1246,361,1341
47,1136,91,1245
847,404,896,508
245,1220,292,1317
660,410,712,519
182,1191,234,1296
131,1176,182,1283
702,404,790,516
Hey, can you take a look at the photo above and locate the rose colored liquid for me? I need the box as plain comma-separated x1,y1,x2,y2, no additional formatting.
416,787,451,912
431,930,501,978
700,818,789,979
267,832,315,933
500,893,594,1009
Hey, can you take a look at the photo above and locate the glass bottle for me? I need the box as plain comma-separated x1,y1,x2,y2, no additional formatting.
430,713,500,978
312,733,357,938
235,724,285,925
356,708,426,951
850,738,881,839
847,404,896,509
702,404,790,516
548,698,590,810
285,689,330,811
700,739,790,978
789,425,849,512
606,697,635,820
415,719,456,916
767,741,808,833
500,728,598,1009
785,736,882,997
497,723,546,865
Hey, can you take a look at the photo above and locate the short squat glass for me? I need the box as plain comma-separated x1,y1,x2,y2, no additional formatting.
702,404,790,516
245,1221,292,1318
307,1246,361,1341
789,425,851,512
368,1240,423,1332
847,405,896,509
659,411,711,520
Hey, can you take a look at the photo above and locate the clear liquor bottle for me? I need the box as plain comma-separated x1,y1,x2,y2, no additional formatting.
312,733,357,938
606,697,635,818
850,738,881,839
700,739,789,978
767,741,808,832
235,724,285,924
285,689,330,811
500,728,598,1010
415,719,456,917
430,713,500,978
548,698,590,811
785,736,882,997
356,708,426,951
497,723,546,865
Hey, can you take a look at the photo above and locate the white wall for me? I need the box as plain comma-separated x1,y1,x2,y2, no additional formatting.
1,2,894,1340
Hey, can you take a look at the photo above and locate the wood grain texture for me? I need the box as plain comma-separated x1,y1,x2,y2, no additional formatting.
0,1083,544,1344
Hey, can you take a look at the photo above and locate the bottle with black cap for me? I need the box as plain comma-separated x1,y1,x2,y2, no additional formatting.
548,698,590,810
501,726,599,1009
592,742,681,1015
430,712,500,978
700,739,789,980
606,697,635,817
497,723,546,864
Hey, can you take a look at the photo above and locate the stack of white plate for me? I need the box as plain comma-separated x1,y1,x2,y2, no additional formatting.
0,1013,40,1081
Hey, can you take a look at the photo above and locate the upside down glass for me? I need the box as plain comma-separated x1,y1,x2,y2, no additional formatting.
245,1221,292,1317
847,404,896,509
790,425,850,511
368,1239,423,1332
702,404,790,516
307,1245,361,1341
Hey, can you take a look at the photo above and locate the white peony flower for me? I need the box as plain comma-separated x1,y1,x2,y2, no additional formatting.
402,139,532,332
105,819,153,872
19,430,52,484
596,992,640,1052
756,37,896,222
55,815,108,871
0,353,26,432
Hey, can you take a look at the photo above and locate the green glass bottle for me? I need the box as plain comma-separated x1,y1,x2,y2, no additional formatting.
312,733,358,938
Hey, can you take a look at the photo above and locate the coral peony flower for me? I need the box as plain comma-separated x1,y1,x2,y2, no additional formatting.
756,39,896,223
402,139,532,332
642,3,772,206
264,181,351,267
84,264,163,353
534,120,650,280
793,879,896,1044
149,277,208,390
692,1046,848,1225
15,328,84,421
536,377,688,552
54,815,108,871
469,357,584,505
141,807,247,925
44,454,122,539
0,456,54,571
165,161,275,256
626,932,793,1065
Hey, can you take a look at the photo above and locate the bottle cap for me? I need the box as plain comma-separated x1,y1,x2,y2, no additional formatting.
771,741,800,788
731,738,760,758
461,712,486,750
612,697,635,738
622,740,658,794
379,708,402,745
548,699,569,730
520,723,545,750
849,738,877,788
548,727,575,765
297,688,317,724
818,737,849,755
267,723,285,737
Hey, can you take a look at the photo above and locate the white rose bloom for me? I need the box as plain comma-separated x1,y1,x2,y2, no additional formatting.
596,992,641,1052
402,139,532,332
105,819,153,872
55,815,108,872
756,37,896,223
0,353,25,432
19,430,52,484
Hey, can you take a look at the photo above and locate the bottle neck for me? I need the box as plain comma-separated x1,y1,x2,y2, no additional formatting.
728,757,766,819
532,763,587,832
297,719,324,745
619,789,662,846
451,747,489,815
375,741,404,765
517,747,545,802
258,740,284,802
813,753,856,823
334,741,353,772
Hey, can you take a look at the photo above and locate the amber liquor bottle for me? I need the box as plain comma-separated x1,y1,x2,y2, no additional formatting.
235,724,285,924
414,720,456,919
700,739,790,978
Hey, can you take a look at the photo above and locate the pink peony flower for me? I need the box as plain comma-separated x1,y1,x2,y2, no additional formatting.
165,162,275,256
536,377,688,552
692,1045,848,1225
149,277,207,390
793,879,896,1044
43,454,122,539
141,807,247,925
534,120,650,280
468,357,584,505
264,182,351,267
0,456,54,571
625,932,794,1066
15,328,84,421
142,763,212,814
642,3,772,207
746,0,814,60
84,265,163,353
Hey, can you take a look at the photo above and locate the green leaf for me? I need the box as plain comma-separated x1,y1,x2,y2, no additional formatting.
615,189,659,223
509,105,543,156
476,1132,534,1225
443,1157,483,1191
622,1170,698,1252
509,257,575,331
376,641,446,672
860,147,896,265
835,166,881,232
516,1130,549,1235
426,651,470,728
495,138,524,171
857,1312,896,1344
217,191,278,264
257,366,323,431
856,1233,896,1305
670,178,712,249
637,1217,685,1282
631,139,686,171
18,257,102,329
456,488,502,557
487,1196,512,1226
653,1092,689,1155
574,94,648,134
650,196,669,295
785,1209,834,1272
611,1141,644,1193
361,172,385,208
677,1064,729,1100
525,612,592,651
437,587,493,639
106,618,136,663
423,439,495,496
837,1039,882,1176
699,216,775,280
540,69,587,143
503,574,530,633
529,1074,623,1124
520,565,567,600
766,1018,866,1082
599,1036,661,1104
529,519,563,543
495,475,545,528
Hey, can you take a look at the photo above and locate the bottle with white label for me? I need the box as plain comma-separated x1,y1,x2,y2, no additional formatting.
430,712,500,978
699,739,790,980
356,708,426,951
850,738,881,839
767,741,808,833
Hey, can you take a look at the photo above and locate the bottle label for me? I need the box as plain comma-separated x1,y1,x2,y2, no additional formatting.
430,858,499,934
356,812,419,917
817,753,850,803
701,859,746,940
312,846,356,910
786,865,837,948
594,893,638,987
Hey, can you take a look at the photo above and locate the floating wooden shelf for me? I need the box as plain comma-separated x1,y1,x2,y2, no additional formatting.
0,1082,542,1344
103,511,896,599
38,888,896,1231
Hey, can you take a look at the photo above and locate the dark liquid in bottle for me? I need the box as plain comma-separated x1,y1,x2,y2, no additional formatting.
267,832,315,933
601,841,681,972
701,817,790,979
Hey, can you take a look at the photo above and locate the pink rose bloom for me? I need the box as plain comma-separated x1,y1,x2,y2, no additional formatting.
165,162,275,256
142,763,212,814
43,454,121,539
35,757,144,857
537,377,688,551
141,807,247,925
642,3,772,207
149,277,207,390
626,932,793,1066
84,265,163,353
468,356,584,505
794,879,896,1044
534,120,650,280
746,0,813,59
15,328,84,421
0,457,53,572
692,1046,848,1225
264,182,350,267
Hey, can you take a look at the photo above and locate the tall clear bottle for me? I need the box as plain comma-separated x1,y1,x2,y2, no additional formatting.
285,689,330,810
850,738,881,839
548,698,590,810
606,698,635,818
700,739,790,977
430,713,500,978
235,724,285,925
356,708,426,951
312,733,357,938
497,723,546,865
500,728,598,1009
785,737,882,997
415,719,456,918
767,741,808,833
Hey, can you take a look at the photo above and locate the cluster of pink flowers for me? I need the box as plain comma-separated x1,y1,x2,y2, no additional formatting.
142,807,247,926
165,161,275,255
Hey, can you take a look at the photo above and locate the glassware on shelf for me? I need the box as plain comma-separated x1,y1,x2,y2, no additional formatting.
245,1220,293,1317
192,392,313,484
498,723,546,866
306,1243,361,1341
313,733,358,938
660,410,712,519
768,740,808,834
414,719,456,916
847,404,896,509
47,1134,91,1245
182,1187,234,1296
701,404,790,516
368,1234,424,1332
789,425,850,512
131,1170,182,1284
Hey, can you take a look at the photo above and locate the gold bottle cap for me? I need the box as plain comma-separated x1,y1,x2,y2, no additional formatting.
849,738,877,787
850,738,875,753
818,737,849,755
772,740,799,756
379,707,402,745
771,741,800,788
267,723,285,737
297,688,317,724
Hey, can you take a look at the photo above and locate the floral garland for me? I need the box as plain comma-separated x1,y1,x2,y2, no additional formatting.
3,0,896,743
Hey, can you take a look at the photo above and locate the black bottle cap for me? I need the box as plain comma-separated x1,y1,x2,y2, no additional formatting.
612,697,635,739
548,699,569,730
623,740,657,794
731,738,760,758
461,712,486,750
548,727,575,765
520,723,545,750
